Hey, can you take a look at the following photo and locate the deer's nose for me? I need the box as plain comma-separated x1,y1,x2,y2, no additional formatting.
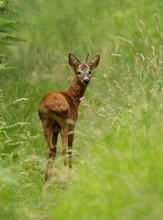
83,78,89,85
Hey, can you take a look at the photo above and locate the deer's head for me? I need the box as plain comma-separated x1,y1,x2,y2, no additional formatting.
69,53,100,86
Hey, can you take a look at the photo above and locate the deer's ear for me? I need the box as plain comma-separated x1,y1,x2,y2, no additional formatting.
69,54,81,69
89,55,100,70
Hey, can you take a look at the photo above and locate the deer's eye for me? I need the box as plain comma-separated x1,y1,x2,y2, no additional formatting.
77,71,81,75
89,71,91,74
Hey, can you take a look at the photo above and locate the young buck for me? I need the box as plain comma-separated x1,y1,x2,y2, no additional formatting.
38,53,100,181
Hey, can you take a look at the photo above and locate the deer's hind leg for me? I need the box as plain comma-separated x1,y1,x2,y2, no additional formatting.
60,124,68,167
42,118,59,181
52,129,59,159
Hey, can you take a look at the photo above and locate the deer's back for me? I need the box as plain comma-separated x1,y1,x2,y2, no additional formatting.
38,92,69,117
38,91,78,122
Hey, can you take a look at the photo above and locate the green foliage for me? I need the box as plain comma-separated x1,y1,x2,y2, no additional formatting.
0,89,28,153
0,0,39,69
0,0,25,45
1,0,163,219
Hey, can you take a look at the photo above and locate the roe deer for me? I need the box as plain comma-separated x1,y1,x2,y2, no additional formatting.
38,53,100,181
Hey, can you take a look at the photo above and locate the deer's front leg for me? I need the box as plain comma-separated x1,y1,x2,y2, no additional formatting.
68,126,75,169
61,126,68,167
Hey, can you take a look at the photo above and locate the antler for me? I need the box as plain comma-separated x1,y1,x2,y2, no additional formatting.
74,54,81,64
85,53,89,63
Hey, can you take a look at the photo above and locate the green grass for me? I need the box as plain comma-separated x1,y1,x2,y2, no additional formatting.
0,0,163,219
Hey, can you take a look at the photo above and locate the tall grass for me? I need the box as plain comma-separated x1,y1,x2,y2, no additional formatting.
0,0,163,219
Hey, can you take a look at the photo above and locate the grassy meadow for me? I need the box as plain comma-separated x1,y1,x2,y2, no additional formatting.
1,0,163,219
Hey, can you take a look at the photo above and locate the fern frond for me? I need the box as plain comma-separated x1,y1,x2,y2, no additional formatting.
0,0,38,55
1,122,29,134
0,122,29,147
0,31,25,42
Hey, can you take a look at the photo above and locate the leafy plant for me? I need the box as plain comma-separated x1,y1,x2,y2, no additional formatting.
1,0,163,219
0,0,40,69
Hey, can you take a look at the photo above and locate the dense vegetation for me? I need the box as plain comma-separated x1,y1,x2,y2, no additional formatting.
0,0,163,219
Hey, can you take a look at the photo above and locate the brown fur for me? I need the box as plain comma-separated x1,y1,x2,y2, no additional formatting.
38,53,100,181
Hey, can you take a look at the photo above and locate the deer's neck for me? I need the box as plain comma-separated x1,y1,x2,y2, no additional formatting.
65,76,87,107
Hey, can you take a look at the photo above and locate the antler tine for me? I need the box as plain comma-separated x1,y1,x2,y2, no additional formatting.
74,54,81,64
85,53,89,63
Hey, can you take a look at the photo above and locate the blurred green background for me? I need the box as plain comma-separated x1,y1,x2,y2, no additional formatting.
0,0,163,219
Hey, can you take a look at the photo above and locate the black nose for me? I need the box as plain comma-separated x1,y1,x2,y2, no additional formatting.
83,79,89,84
